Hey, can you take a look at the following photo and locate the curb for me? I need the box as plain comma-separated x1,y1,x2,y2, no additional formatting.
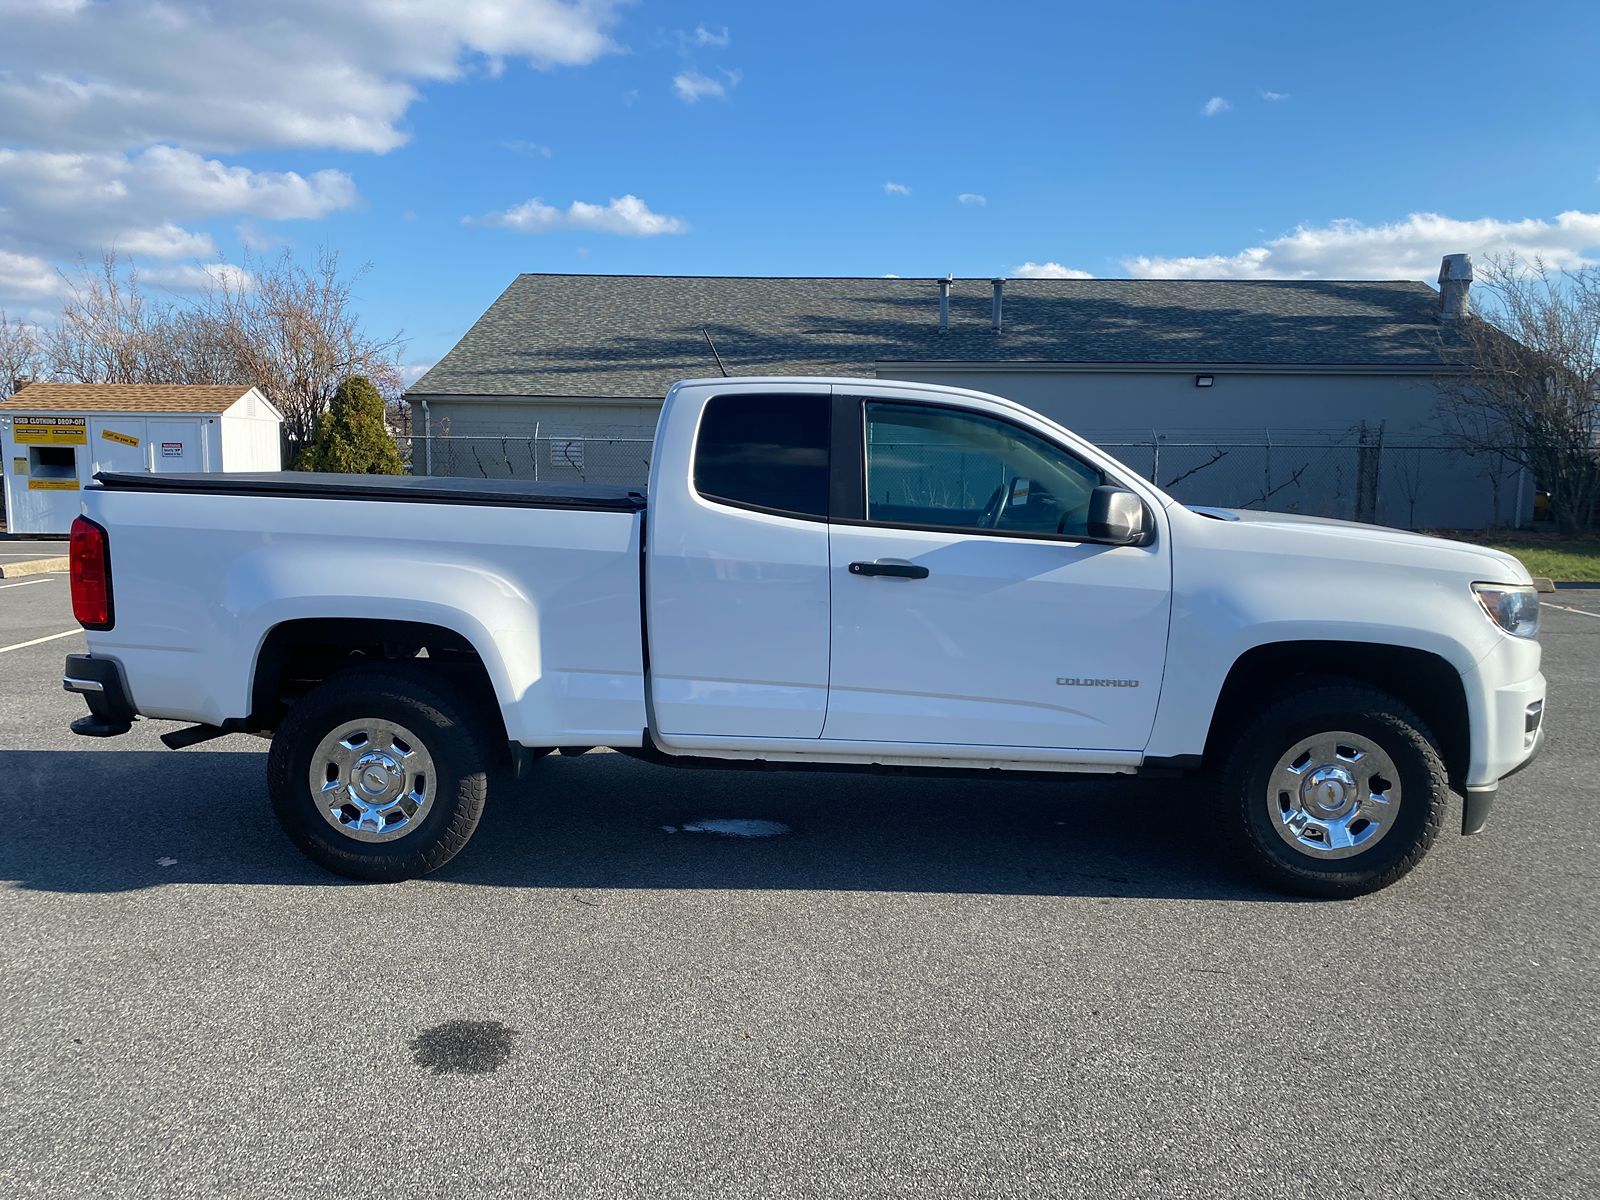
0,556,69,579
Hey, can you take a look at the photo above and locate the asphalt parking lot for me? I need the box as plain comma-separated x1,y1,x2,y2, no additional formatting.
0,539,67,579
2,576,1598,1199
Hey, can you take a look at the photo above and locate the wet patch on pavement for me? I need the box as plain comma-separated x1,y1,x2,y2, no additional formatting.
409,1019,519,1075
662,818,791,838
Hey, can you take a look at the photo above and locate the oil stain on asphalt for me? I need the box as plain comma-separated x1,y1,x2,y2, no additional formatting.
410,1019,519,1075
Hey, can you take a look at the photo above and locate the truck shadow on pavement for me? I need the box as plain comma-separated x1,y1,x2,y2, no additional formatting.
0,748,1293,901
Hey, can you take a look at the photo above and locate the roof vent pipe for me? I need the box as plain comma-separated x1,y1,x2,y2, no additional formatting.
937,275,952,330
991,279,1004,333
1439,253,1473,321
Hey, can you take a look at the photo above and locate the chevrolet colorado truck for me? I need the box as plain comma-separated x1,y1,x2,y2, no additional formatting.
61,377,1545,897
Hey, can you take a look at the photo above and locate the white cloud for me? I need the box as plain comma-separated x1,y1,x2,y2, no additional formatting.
0,247,62,300
235,221,296,252
0,0,88,15
504,140,553,157
883,181,911,195
0,1,624,154
1261,89,1290,102
467,194,689,236
1009,262,1094,279
0,146,357,262
139,261,256,293
400,361,436,388
673,68,740,102
1123,210,1600,279
0,4,626,310
958,193,987,206
671,23,731,53
1202,96,1232,117
114,224,218,259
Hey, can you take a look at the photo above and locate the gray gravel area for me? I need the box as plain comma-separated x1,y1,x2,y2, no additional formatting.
1,580,1596,1198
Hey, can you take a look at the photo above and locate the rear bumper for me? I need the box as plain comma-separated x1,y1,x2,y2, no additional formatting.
63,653,136,736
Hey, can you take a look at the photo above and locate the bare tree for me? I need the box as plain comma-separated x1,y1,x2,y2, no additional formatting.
196,249,403,453
1161,446,1230,491
0,310,43,398
44,254,165,384
1435,254,1600,534
1392,447,1427,529
16,248,401,458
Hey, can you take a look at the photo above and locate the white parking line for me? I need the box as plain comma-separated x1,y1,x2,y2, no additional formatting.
0,629,81,654
0,578,54,590
1546,602,1600,620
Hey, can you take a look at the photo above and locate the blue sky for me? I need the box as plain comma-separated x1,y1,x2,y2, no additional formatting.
1,0,1597,377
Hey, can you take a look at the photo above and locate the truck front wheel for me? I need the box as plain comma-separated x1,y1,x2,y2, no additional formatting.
1217,683,1448,898
267,665,490,881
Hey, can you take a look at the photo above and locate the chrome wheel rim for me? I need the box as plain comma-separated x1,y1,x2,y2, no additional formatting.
309,718,436,843
1266,731,1401,860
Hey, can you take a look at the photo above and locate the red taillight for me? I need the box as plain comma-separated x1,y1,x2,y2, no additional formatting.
70,515,114,630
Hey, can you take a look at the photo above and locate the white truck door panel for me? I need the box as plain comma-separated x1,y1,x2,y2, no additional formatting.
646,388,833,738
823,393,1171,751
825,528,1169,749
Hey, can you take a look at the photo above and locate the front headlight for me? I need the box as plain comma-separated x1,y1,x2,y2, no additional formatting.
1472,583,1540,639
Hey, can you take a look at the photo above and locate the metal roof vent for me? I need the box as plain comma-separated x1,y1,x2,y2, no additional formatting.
991,279,1004,333
1439,253,1473,321
937,275,952,330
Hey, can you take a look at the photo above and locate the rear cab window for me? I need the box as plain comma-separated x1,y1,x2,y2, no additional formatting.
693,393,831,519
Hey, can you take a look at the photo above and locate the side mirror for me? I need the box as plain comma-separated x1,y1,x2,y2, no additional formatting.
1087,485,1148,545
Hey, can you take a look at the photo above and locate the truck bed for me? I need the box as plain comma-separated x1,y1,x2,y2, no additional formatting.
93,471,648,512
80,470,649,745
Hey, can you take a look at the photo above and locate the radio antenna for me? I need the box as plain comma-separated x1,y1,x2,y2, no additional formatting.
702,327,729,377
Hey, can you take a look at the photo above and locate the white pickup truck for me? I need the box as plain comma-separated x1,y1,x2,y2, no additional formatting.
61,377,1545,897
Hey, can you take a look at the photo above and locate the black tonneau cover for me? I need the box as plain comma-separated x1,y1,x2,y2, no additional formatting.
93,471,648,513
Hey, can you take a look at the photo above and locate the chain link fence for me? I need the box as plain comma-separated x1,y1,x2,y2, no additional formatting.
397,431,654,487
1102,440,1525,529
395,429,1529,530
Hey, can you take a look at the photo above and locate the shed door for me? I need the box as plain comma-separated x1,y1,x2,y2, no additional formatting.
89,418,148,474
148,419,203,472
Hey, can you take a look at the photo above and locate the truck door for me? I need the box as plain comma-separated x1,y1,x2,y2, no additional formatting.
645,389,833,739
824,393,1171,752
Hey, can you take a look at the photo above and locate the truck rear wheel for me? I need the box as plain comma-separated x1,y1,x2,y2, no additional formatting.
267,665,490,881
1216,682,1448,898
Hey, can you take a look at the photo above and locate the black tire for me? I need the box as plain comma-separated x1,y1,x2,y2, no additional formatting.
1216,682,1448,899
267,664,490,882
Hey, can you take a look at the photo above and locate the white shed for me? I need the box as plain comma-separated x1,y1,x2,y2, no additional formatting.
0,383,283,535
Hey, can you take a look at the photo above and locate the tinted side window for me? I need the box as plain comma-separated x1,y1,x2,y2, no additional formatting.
864,402,1102,537
694,394,831,518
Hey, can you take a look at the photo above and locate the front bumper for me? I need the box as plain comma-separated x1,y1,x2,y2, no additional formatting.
63,653,137,737
1460,669,1546,835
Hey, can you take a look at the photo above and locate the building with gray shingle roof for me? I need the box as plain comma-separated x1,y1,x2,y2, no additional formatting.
412,273,1462,401
406,266,1511,528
